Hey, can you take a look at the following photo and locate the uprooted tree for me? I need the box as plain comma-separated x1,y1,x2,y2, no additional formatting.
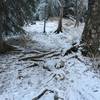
81,0,100,57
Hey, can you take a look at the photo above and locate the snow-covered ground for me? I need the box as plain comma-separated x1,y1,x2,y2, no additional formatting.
0,19,100,100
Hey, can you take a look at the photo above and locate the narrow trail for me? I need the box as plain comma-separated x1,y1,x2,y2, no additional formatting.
0,20,100,100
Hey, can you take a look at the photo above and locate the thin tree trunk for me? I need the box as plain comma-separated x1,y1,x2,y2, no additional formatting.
43,0,48,33
55,0,64,34
75,0,79,27
0,36,4,52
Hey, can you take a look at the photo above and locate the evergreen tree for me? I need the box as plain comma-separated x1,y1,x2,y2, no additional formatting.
0,0,35,53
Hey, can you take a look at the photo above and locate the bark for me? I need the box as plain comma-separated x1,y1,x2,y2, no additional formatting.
55,0,64,34
43,0,48,33
19,51,60,61
81,0,100,57
75,0,79,27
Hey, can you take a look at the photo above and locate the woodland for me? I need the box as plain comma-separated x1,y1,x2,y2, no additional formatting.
0,0,100,100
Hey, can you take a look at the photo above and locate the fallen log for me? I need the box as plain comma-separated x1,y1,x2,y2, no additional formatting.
19,51,57,61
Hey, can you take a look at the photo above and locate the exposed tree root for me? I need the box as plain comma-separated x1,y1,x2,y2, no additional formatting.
19,51,57,61
64,44,84,56
46,52,61,58
22,49,45,54
54,28,63,34
64,45,79,56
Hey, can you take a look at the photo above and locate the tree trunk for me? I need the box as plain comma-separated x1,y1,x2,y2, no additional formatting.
75,0,79,27
55,0,64,34
43,0,48,33
81,0,100,57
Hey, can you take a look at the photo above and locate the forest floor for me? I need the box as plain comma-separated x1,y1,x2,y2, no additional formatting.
0,19,100,100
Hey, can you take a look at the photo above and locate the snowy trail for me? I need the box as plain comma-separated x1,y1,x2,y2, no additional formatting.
0,19,100,100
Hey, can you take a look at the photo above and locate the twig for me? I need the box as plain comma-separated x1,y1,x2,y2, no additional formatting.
22,50,43,54
46,74,56,84
32,89,54,100
43,66,51,71
46,52,61,58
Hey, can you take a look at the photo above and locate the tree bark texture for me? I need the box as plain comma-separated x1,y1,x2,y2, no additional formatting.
55,0,64,33
81,0,100,57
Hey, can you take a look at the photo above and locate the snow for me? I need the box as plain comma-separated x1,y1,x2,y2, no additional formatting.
24,19,83,51
0,19,100,100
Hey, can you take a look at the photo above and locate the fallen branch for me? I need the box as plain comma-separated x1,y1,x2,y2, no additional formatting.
26,63,39,69
17,63,39,72
43,66,51,71
19,51,57,61
32,89,54,100
46,52,61,58
22,50,43,54
46,74,56,83
19,57,44,61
